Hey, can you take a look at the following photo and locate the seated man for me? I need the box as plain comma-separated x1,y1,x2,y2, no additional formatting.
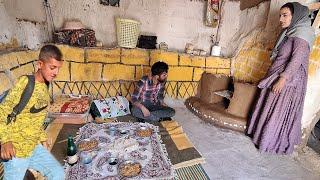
0,45,64,180
131,61,175,122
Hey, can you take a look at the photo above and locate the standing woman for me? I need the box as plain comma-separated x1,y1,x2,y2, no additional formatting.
247,2,315,154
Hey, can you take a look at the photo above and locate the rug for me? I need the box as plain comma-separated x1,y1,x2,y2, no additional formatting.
0,163,210,180
0,115,208,179
65,122,175,179
0,164,3,180
51,115,205,169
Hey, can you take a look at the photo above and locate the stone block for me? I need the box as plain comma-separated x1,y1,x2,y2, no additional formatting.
16,50,39,65
309,49,320,61
308,63,318,76
314,36,320,46
103,64,135,81
167,66,193,81
251,70,266,80
11,63,35,80
179,54,205,67
0,73,13,94
241,65,252,74
56,45,84,62
71,63,102,81
55,62,70,81
234,62,241,70
206,57,230,69
0,53,20,70
150,50,178,66
235,70,247,80
205,68,217,74
256,51,270,62
193,68,204,81
248,60,263,69
121,48,149,65
217,69,230,76
87,48,120,63
135,65,151,80
245,49,259,58
233,70,241,78
261,62,271,71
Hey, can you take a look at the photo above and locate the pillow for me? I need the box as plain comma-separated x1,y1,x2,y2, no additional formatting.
49,95,91,114
213,90,232,99
226,82,257,118
90,96,130,118
199,73,230,104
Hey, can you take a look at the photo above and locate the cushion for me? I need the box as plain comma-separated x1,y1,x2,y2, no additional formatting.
185,97,247,132
90,96,130,119
49,95,92,114
199,73,230,104
226,82,257,118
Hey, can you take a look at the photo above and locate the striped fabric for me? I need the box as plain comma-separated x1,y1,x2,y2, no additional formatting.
175,164,210,180
0,163,3,180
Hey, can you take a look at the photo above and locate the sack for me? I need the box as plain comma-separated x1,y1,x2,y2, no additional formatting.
90,96,130,118
0,75,35,124
137,35,157,49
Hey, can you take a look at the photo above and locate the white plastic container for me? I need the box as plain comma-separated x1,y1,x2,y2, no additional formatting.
211,45,221,56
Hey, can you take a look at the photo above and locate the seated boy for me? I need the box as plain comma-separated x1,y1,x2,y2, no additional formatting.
0,45,64,180
131,61,175,122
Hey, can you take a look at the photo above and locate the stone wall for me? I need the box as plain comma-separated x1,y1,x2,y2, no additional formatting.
232,34,320,147
233,36,272,83
0,45,231,99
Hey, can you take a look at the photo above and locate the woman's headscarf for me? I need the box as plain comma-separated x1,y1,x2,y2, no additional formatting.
270,2,316,61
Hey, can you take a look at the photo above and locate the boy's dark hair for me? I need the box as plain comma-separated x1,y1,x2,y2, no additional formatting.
151,61,168,76
39,44,63,61
281,3,294,15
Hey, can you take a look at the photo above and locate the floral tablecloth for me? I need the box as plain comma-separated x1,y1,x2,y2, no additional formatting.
65,122,175,179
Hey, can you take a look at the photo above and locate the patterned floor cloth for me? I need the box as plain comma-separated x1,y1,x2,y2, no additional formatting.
65,122,175,179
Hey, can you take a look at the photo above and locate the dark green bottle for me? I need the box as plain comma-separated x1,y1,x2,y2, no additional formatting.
67,135,78,165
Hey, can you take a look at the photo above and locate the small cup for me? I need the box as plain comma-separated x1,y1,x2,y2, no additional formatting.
80,151,93,164
108,126,117,136
108,157,118,165
120,129,128,135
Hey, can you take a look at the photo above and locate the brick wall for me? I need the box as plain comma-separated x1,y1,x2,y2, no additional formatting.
0,45,231,99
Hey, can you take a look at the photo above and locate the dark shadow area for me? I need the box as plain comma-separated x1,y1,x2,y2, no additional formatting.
307,119,320,154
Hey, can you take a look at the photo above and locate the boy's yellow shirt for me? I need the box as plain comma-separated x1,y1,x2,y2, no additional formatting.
0,76,49,158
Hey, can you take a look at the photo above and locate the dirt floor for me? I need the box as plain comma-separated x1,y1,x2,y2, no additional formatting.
165,98,320,180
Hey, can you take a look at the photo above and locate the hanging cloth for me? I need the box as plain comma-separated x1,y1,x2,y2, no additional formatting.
205,0,220,27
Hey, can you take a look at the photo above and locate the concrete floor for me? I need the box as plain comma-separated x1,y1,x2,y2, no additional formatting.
166,99,320,180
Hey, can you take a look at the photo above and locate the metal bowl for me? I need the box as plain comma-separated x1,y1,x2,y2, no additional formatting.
107,126,118,136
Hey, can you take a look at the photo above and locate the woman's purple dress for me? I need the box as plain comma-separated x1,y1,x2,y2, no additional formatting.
247,37,311,154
